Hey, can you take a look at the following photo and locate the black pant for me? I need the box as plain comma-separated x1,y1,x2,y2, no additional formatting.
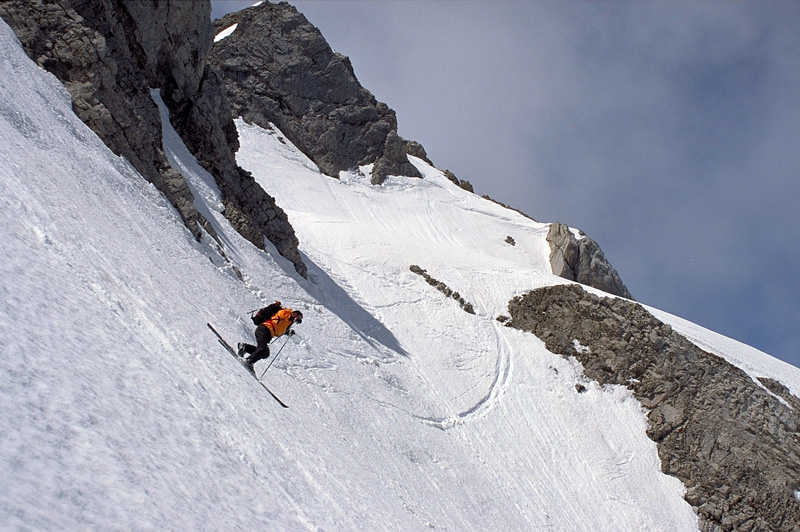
243,324,273,364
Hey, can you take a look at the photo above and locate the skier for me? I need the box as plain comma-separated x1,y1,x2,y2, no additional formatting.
238,302,303,369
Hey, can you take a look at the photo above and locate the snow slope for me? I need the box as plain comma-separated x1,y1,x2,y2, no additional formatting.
3,18,797,531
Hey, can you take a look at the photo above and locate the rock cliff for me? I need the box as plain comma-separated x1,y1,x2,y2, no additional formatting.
208,1,423,184
0,0,306,277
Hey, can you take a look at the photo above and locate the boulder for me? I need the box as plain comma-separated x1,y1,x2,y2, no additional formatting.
547,222,633,299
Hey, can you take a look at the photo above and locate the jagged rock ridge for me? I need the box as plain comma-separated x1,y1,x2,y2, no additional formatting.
507,284,800,532
0,0,306,277
208,1,425,184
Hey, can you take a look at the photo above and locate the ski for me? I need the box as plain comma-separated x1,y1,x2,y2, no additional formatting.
256,380,289,408
206,323,288,408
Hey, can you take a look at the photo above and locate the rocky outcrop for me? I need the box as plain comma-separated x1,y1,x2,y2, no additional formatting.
410,265,475,314
208,1,422,184
547,222,633,299
507,283,800,532
0,0,205,235
0,0,306,277
444,169,474,193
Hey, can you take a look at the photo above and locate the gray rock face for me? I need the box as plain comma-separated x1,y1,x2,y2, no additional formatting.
208,1,421,184
0,0,203,234
507,284,800,532
0,0,306,277
547,222,633,299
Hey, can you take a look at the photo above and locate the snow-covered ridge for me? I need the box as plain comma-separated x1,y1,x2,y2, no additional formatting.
237,115,800,395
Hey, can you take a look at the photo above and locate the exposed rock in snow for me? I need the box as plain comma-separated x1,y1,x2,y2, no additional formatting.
409,265,475,314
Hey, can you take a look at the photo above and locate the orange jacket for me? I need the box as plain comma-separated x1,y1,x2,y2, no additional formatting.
264,308,295,337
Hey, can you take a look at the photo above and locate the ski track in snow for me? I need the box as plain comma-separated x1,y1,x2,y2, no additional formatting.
409,319,513,430
9,16,800,530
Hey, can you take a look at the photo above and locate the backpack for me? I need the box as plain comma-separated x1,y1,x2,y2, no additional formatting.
251,301,282,325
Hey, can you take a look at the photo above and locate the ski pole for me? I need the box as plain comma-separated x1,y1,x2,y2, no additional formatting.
259,334,291,379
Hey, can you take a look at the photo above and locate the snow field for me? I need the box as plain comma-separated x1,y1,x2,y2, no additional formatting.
235,119,699,529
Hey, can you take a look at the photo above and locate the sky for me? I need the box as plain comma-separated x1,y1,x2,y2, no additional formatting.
211,1,800,370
